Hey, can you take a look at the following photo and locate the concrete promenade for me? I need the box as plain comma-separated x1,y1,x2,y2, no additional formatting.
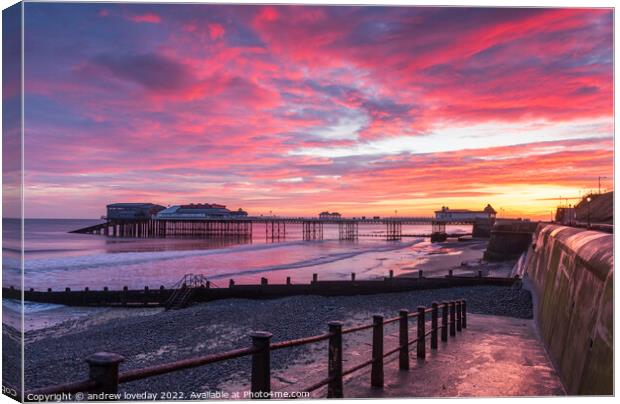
342,313,564,397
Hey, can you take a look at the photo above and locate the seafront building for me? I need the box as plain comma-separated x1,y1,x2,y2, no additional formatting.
319,211,342,219
106,203,166,220
434,204,497,221
156,203,248,220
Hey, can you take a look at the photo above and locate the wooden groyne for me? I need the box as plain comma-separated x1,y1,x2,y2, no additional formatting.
4,273,518,308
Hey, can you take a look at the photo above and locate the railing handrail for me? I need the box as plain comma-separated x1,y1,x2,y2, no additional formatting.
25,299,468,398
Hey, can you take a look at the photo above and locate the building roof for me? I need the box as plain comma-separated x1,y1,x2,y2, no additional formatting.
107,203,161,208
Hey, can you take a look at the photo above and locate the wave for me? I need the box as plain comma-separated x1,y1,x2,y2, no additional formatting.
24,239,422,274
206,239,424,280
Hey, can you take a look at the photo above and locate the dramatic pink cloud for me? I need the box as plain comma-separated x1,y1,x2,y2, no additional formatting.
21,4,613,219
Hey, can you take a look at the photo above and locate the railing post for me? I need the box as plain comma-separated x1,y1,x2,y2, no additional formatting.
441,302,448,342
327,321,343,398
456,301,462,332
462,300,467,329
399,309,409,370
86,352,124,394
417,306,425,359
250,331,272,396
450,301,456,337
371,315,384,388
431,302,438,350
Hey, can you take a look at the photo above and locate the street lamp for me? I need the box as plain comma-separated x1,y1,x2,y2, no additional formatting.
586,196,592,229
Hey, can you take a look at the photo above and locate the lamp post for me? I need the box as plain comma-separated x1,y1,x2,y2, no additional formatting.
586,196,592,229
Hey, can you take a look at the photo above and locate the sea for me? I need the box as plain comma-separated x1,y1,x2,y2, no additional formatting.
3,219,471,331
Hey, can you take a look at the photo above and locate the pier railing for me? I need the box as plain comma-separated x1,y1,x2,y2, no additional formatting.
26,300,467,399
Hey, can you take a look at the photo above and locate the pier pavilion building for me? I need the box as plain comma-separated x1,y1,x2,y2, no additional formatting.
156,203,248,220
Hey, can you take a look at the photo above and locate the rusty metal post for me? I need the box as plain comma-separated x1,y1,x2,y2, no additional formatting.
462,300,467,329
399,309,409,370
250,331,272,395
441,302,448,342
431,302,438,350
86,352,124,394
450,301,456,336
327,321,343,398
456,301,462,332
371,315,384,388
417,306,426,359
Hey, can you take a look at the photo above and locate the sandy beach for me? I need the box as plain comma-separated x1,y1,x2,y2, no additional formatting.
397,239,515,278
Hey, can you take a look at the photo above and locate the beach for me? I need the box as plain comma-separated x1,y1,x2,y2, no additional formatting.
8,237,527,396
18,285,531,396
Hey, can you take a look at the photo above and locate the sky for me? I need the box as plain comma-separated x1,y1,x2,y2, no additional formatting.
12,3,614,219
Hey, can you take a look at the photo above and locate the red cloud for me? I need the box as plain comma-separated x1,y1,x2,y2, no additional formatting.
208,23,225,39
129,13,161,24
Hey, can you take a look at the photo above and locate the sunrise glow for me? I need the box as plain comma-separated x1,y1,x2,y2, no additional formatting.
22,4,613,219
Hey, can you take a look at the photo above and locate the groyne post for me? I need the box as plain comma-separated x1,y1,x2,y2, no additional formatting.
399,309,409,370
327,321,343,398
312,273,318,284
86,352,124,394
431,302,438,350
418,270,423,278
371,315,384,388
461,300,467,328
229,279,235,288
286,277,291,285
351,273,356,281
441,302,448,342
159,286,165,305
448,270,453,277
389,270,394,279
417,306,426,359
456,301,462,332
250,332,272,395
449,302,456,336
261,277,268,286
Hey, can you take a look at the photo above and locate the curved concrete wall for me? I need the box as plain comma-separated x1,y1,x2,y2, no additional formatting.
523,224,613,395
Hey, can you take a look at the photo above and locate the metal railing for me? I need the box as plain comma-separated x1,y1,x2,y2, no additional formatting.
26,300,467,399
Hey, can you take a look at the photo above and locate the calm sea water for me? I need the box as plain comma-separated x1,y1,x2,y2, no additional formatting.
4,219,470,290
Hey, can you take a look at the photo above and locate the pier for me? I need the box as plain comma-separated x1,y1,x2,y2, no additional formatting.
70,216,485,242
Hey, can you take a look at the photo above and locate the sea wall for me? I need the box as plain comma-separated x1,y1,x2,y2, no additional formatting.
483,220,538,261
522,224,613,395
